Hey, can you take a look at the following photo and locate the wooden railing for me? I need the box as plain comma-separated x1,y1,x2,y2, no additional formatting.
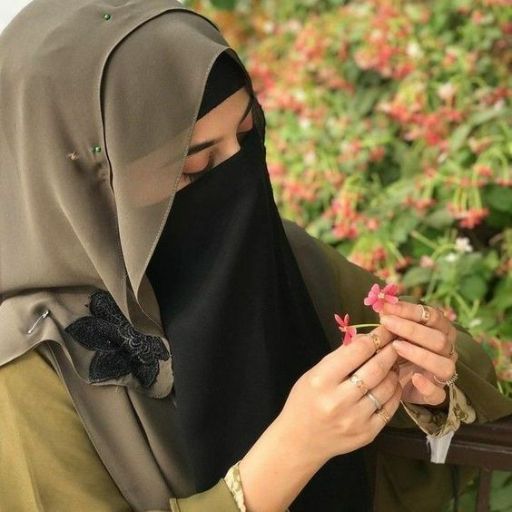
372,414,512,512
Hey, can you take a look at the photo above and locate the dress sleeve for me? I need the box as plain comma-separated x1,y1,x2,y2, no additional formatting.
168,474,243,512
219,460,291,512
401,383,476,437
386,321,478,432
0,348,132,512
223,461,247,511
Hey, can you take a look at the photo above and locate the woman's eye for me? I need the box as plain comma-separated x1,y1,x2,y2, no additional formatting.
183,129,252,181
185,162,212,180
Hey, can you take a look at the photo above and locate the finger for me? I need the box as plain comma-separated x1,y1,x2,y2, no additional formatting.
411,373,447,406
337,343,398,402
380,313,454,357
317,325,395,385
392,339,456,382
355,370,399,416
369,381,402,433
380,301,458,346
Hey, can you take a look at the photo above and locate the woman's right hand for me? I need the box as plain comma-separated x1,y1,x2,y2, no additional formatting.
276,326,402,466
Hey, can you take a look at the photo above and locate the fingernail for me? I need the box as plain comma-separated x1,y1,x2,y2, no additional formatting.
392,340,404,350
380,315,393,325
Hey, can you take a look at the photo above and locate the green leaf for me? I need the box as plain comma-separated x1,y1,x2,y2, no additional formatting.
483,185,512,213
424,208,454,229
471,310,500,335
352,87,381,117
490,481,512,511
483,250,500,272
457,253,487,277
210,0,237,9
438,260,458,282
498,321,512,339
402,267,433,288
469,108,511,127
490,276,512,311
391,212,420,244
450,123,472,152
491,470,512,490
459,275,487,301
485,208,512,229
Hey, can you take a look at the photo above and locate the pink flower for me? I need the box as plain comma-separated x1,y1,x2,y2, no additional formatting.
363,283,399,313
334,313,357,345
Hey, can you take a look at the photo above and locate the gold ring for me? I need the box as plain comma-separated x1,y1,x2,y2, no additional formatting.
369,332,381,353
365,390,383,411
376,408,390,425
419,304,431,325
349,373,369,397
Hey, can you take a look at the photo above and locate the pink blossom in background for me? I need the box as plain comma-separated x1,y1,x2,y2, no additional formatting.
363,283,399,313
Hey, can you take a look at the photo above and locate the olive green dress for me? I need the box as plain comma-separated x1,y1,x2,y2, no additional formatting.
1,221,511,512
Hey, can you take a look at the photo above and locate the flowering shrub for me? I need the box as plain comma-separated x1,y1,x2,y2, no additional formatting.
185,0,512,399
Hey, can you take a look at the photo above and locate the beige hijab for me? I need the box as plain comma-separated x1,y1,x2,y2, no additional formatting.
0,0,262,399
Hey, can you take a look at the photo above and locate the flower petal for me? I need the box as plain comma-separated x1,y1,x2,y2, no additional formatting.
88,351,131,383
149,336,171,361
372,300,384,312
369,283,380,295
132,362,159,389
65,316,120,351
383,283,398,296
89,289,127,325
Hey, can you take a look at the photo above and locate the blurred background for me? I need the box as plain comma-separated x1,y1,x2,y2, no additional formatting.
183,2,512,509
2,0,512,509
0,1,29,32
184,0,512,393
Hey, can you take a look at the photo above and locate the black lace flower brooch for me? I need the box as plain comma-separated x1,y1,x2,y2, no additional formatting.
64,289,170,390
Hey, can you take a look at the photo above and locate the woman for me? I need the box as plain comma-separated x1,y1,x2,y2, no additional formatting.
1,1,511,511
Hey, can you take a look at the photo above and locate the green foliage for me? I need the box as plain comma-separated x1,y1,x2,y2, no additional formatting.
209,0,237,10
444,471,512,512
188,0,512,504
185,0,512,395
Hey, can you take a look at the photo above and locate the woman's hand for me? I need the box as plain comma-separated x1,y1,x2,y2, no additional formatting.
378,300,458,408
276,326,402,467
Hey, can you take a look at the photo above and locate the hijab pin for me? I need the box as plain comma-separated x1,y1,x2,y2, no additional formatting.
91,144,102,154
67,151,80,161
27,309,51,335
102,13,112,21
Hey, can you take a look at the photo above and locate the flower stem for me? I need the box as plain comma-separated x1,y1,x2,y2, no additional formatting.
410,230,438,250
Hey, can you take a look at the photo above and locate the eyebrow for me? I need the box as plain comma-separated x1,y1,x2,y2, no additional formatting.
186,94,255,156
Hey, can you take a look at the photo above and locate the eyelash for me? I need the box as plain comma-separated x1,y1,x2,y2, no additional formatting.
183,129,252,180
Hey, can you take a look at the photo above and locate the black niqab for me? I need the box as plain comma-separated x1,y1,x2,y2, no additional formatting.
146,51,371,511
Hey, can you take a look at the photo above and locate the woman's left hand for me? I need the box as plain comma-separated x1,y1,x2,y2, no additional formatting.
378,300,458,407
